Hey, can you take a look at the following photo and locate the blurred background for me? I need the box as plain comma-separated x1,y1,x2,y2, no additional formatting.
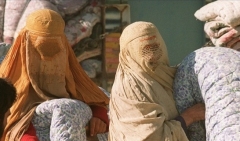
0,0,215,91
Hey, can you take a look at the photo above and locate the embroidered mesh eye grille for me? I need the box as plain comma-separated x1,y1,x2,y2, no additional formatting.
35,39,60,57
141,43,162,64
34,36,63,60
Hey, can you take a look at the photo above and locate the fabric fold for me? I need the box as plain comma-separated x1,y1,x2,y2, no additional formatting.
195,0,240,50
109,21,188,141
0,9,109,141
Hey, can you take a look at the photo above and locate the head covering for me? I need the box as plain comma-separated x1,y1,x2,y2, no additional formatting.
120,21,176,94
0,9,109,141
109,21,188,141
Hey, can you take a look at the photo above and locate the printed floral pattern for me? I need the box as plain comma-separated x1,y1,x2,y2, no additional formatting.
173,49,205,141
32,99,92,141
173,47,240,141
32,87,110,141
3,0,101,48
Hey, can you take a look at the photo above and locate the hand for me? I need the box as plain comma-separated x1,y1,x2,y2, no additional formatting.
180,103,205,127
88,117,107,136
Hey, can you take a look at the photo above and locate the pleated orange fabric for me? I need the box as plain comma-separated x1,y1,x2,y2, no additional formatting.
0,9,109,141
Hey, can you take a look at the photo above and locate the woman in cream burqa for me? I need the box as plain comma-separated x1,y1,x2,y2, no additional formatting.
109,21,205,141
0,9,109,141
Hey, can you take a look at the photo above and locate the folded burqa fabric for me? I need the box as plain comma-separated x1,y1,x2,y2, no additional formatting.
109,21,188,141
0,9,109,141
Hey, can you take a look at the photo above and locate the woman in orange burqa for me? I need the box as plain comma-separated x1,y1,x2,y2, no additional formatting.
0,9,109,141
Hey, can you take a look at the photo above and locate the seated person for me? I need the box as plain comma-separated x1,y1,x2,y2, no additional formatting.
108,21,205,141
0,9,109,141
0,78,16,138
173,47,240,141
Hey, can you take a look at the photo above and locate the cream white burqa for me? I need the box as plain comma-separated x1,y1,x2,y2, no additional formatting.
109,21,188,141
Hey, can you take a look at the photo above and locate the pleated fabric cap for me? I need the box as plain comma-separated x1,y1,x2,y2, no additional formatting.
25,9,65,34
